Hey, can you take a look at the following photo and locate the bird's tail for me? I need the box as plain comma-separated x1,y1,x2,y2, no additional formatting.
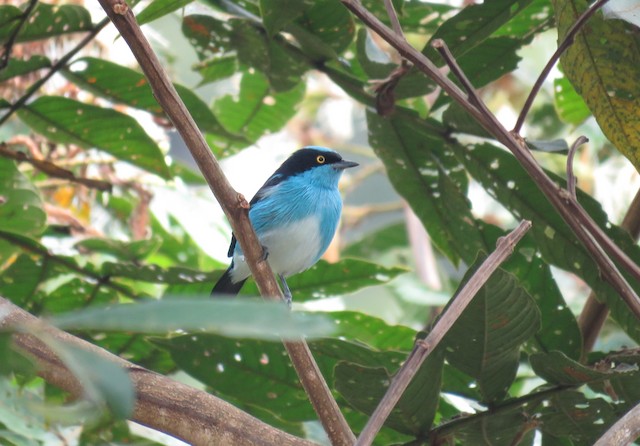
211,265,247,297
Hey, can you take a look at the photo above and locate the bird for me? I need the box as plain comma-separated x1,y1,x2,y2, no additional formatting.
211,146,358,305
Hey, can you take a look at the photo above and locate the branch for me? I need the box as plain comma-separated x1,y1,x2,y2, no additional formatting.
0,0,38,70
0,297,316,446
594,400,640,445
0,142,112,191
95,1,354,444
340,0,640,321
513,0,611,133
354,220,532,446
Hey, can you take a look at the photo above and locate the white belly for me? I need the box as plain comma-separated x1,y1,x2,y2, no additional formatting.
230,215,322,282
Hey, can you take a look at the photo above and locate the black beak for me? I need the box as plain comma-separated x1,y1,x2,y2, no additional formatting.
333,160,359,170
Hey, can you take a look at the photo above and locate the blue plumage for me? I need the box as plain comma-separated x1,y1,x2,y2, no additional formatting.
211,146,358,304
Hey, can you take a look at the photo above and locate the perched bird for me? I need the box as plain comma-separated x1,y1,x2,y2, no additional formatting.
211,146,358,305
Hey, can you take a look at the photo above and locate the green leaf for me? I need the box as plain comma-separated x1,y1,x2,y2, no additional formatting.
0,158,46,237
553,75,591,125
44,278,118,314
44,339,134,419
17,96,171,179
63,57,240,140
0,3,93,43
51,299,334,340
260,0,312,37
343,223,409,260
327,311,416,351
450,404,537,445
194,55,238,86
101,262,214,284
0,56,50,82
137,0,193,25
75,237,161,262
443,261,540,403
530,351,638,386
335,348,445,436
213,70,305,143
552,0,640,170
241,259,407,301
367,110,486,264
588,351,640,409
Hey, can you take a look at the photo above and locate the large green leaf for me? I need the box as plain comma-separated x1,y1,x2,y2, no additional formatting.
0,3,93,44
335,348,445,436
101,262,214,284
52,299,333,340
213,70,305,143
241,259,407,301
0,158,46,238
552,0,640,170
447,404,536,445
453,142,640,342
17,96,171,178
136,0,193,25
259,0,313,37
553,75,591,125
443,261,541,403
63,58,241,140
367,110,485,264
0,56,50,82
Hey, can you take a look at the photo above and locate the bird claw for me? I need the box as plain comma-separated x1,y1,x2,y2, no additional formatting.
279,274,292,309
261,245,269,261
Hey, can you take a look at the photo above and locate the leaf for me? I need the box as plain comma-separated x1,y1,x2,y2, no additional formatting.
367,110,486,264
0,56,50,82
17,96,171,179
102,262,213,284
194,55,238,86
75,237,161,262
588,351,640,409
443,260,541,403
553,75,592,125
335,348,445,436
136,0,193,25
51,299,334,340
260,0,312,37
44,278,118,314
213,70,305,143
451,405,536,445
241,259,407,301
62,57,240,140
553,0,640,169
43,338,135,419
327,311,416,351
0,158,46,237
530,351,638,386
0,3,93,43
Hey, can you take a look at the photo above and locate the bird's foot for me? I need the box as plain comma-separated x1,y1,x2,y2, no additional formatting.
260,245,269,261
279,274,293,309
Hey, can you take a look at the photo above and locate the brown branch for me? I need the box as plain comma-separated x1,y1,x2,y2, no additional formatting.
0,0,38,70
354,220,532,446
513,0,612,134
0,142,112,191
0,297,316,446
383,0,404,38
580,188,640,354
340,0,640,321
95,1,354,444
594,400,640,446
566,136,588,200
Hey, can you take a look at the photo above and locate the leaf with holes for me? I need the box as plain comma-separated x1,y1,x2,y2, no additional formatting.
0,3,93,43
443,260,540,403
17,96,171,178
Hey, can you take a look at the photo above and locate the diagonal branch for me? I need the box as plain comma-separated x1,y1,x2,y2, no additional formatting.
0,0,38,70
354,220,532,446
95,1,355,444
0,297,316,446
340,0,640,320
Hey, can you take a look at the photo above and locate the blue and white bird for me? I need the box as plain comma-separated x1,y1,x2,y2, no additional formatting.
211,146,358,304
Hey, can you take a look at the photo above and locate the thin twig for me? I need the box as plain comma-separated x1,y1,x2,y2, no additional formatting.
0,142,112,191
513,0,611,134
0,0,38,70
431,38,483,109
383,0,404,38
340,0,640,320
580,188,640,354
354,220,532,446
95,1,355,444
0,17,111,127
566,136,588,199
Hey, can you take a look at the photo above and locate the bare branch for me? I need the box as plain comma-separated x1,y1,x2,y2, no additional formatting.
354,220,532,446
431,39,482,109
340,0,640,320
95,1,355,444
0,297,316,446
566,136,589,200
513,0,612,134
383,0,404,38
594,400,640,445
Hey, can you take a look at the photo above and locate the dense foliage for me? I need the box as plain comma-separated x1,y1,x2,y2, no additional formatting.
1,0,640,444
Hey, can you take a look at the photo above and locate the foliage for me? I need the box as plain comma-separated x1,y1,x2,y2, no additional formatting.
1,0,639,445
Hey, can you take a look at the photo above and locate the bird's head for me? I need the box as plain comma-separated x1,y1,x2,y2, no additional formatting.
274,146,358,188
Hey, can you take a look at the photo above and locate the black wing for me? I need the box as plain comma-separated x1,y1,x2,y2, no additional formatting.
225,173,284,258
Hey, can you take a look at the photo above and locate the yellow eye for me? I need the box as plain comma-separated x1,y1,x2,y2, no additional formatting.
316,155,325,164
